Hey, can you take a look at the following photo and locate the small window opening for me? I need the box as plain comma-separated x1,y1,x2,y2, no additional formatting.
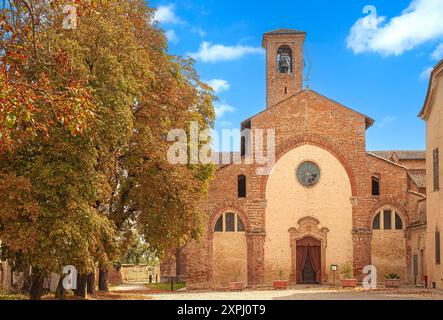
238,175,246,198
372,176,380,196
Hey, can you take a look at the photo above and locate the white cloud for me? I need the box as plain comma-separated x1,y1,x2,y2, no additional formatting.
154,5,182,24
165,30,179,43
431,43,443,60
347,0,443,56
214,103,236,118
207,79,230,93
189,42,263,63
378,116,397,128
420,66,434,80
191,27,207,37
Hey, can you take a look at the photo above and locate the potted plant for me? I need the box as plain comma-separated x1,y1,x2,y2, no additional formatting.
340,263,357,288
229,268,243,292
273,270,289,290
385,273,401,288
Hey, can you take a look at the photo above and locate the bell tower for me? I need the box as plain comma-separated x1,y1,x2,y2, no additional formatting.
262,29,306,108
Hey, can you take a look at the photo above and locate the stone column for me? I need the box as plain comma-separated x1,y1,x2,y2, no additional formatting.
352,228,372,282
246,232,266,287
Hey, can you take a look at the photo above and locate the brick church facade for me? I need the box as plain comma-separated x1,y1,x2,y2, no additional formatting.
162,29,428,289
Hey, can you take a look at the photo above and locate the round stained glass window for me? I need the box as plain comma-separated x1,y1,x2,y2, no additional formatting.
296,161,321,187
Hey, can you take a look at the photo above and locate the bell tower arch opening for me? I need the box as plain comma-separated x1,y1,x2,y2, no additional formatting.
262,29,306,108
277,45,293,74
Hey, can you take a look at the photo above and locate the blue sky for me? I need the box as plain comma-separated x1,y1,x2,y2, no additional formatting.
150,0,443,152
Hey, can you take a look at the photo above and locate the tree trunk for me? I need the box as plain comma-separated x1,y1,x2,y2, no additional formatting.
55,276,66,300
74,274,87,298
98,268,109,292
29,271,44,300
22,266,31,294
86,272,96,295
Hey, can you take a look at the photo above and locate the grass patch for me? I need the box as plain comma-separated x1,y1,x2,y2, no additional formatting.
147,282,186,291
0,294,27,300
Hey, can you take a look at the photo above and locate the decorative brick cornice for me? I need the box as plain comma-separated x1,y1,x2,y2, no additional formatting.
352,228,373,241
246,232,266,237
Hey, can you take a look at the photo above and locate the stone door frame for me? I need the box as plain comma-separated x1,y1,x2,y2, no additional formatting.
289,217,329,284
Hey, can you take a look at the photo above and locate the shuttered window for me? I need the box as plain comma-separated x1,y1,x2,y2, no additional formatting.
436,231,441,265
434,148,440,191
413,255,418,276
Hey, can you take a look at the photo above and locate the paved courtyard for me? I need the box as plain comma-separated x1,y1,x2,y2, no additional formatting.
110,284,443,300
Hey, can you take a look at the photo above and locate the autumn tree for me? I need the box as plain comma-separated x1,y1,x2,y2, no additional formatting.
0,0,215,299
0,0,98,153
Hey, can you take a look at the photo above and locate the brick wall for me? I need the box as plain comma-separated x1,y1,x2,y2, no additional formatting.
184,31,423,289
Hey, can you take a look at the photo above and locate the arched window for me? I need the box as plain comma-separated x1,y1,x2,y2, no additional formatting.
372,208,404,231
214,215,223,232
372,213,381,230
238,175,246,198
395,213,403,230
277,46,292,74
214,212,246,233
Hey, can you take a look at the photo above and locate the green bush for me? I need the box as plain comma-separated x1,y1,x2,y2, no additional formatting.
385,273,400,280
340,263,354,279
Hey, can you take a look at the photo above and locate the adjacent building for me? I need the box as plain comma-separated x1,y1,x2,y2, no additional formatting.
419,59,443,289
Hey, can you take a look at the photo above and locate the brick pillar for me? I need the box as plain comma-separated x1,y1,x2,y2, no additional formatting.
247,233,266,287
352,228,372,282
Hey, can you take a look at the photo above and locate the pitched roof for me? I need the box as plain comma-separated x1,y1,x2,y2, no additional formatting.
369,151,394,160
264,28,307,36
369,151,426,161
419,59,443,120
241,89,375,129
395,151,426,160
366,152,409,170
408,170,427,189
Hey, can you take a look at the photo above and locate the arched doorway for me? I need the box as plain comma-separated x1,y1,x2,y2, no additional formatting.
371,206,407,282
296,237,322,284
212,212,247,287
